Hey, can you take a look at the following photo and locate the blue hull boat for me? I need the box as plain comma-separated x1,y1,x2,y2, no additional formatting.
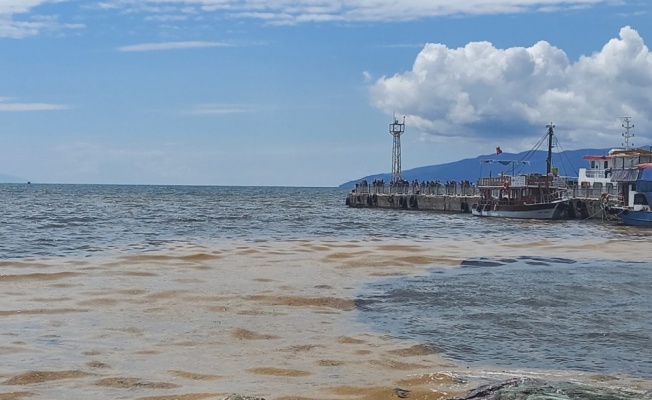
618,209,652,227
617,163,652,227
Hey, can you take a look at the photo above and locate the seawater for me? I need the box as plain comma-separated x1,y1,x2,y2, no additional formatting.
0,184,357,258
1,183,651,398
3,183,645,257
357,257,652,377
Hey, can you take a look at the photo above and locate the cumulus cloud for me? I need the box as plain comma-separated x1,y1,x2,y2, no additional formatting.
0,98,69,111
368,26,652,150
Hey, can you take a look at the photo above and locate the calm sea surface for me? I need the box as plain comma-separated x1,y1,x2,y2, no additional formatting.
1,183,652,394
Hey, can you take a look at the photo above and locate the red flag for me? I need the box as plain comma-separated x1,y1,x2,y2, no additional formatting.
496,146,503,154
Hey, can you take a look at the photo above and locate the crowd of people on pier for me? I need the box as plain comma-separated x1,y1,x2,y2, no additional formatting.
355,178,476,196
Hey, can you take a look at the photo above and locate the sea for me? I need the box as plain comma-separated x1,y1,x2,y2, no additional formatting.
1,183,652,399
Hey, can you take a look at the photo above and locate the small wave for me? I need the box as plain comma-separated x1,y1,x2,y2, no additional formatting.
357,257,652,377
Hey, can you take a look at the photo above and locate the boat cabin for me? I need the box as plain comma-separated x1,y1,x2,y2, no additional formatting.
477,174,569,206
609,148,652,208
577,154,617,198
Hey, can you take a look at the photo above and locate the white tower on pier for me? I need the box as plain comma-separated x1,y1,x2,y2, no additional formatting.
621,116,635,149
390,115,405,183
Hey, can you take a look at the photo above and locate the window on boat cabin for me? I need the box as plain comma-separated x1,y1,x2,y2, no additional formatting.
604,161,609,169
614,158,622,169
634,193,649,206
626,156,638,168
591,161,596,169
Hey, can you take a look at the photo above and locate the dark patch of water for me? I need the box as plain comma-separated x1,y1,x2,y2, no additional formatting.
356,256,652,377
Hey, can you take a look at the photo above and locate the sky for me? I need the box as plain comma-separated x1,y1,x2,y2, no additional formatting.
1,0,651,186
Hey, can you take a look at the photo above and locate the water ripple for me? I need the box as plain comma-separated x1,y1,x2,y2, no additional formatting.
357,257,652,377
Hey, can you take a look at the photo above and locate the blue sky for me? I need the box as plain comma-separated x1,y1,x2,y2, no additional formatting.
1,0,651,186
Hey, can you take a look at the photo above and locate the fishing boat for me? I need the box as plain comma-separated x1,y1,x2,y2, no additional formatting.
614,163,652,227
472,123,570,219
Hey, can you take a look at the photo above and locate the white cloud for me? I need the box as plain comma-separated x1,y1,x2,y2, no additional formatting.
90,0,622,25
117,40,233,51
0,0,82,38
187,104,254,115
0,0,56,15
144,14,189,22
0,0,633,37
368,26,652,150
0,98,69,111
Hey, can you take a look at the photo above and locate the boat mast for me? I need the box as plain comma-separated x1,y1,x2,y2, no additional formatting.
546,122,554,175
621,116,634,150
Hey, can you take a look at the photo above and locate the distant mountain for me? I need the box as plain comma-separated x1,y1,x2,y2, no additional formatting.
0,173,27,183
339,148,613,189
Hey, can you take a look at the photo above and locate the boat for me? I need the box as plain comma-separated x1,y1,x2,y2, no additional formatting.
600,117,652,211
577,152,617,199
614,163,652,227
472,123,571,219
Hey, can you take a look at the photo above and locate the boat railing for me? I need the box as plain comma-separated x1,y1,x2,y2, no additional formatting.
581,169,609,179
511,175,526,186
477,177,512,187
570,185,619,199
477,175,567,188
524,175,565,187
517,189,570,205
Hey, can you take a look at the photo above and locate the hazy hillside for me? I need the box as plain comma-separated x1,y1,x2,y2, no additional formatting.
339,148,612,189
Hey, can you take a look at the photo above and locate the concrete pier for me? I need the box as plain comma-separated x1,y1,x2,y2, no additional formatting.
346,192,475,213
345,191,617,221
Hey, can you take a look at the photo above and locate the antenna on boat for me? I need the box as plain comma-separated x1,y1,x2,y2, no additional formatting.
546,122,555,176
621,116,634,150
389,113,405,183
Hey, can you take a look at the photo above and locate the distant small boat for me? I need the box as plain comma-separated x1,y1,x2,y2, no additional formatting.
472,123,570,220
615,163,652,227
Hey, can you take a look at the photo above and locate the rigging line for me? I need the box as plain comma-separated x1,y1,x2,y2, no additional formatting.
552,137,573,177
517,130,549,168
513,130,549,176
518,130,548,164
553,136,579,177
